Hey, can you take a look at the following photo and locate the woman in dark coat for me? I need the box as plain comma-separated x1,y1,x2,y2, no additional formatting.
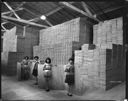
32,56,40,85
43,57,52,91
64,58,74,96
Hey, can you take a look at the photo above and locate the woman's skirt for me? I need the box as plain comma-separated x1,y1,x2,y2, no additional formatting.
44,70,52,78
21,65,30,80
65,74,74,85
32,69,38,77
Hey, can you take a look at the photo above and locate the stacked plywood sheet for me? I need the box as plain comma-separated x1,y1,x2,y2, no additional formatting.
92,17,125,89
74,44,125,94
7,52,24,75
39,17,93,47
34,17,94,90
93,17,123,45
34,41,81,65
34,17,93,66
2,27,17,52
74,17,125,94
1,26,39,75
74,50,83,95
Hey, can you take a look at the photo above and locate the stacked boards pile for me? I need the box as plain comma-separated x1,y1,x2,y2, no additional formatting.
74,17,125,95
1,26,39,75
34,17,93,89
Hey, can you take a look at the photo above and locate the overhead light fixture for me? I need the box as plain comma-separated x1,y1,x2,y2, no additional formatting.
40,15,46,20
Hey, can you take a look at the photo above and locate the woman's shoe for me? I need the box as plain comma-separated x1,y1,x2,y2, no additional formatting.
34,82,38,85
67,93,72,96
46,89,50,92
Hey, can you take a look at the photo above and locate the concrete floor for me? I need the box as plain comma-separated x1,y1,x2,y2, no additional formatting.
2,75,126,100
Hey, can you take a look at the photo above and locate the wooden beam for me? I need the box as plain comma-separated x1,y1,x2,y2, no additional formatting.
23,26,26,36
46,7,63,16
1,30,6,32
2,8,24,15
9,2,26,17
97,5,127,16
81,2,93,16
4,20,23,27
81,2,102,21
60,2,100,22
2,15,49,28
1,22,8,25
4,2,21,19
45,19,53,27
27,2,75,22
23,7,38,17
28,7,63,22
1,24,7,31
17,2,26,9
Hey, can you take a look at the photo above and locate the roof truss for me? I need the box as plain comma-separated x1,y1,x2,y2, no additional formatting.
2,15,49,28
60,2,100,22
3,2,21,19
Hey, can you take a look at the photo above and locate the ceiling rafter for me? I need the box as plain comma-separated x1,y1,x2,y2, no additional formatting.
45,19,53,26
81,2,93,16
9,2,26,17
3,2,21,19
1,24,7,31
28,2,75,22
2,15,49,28
21,7,54,26
3,19,24,28
92,1,109,19
23,7,38,17
22,8,54,26
1,29,6,32
2,8,24,15
81,2,102,21
96,5,127,16
60,2,100,22
1,22,8,25
28,7,63,22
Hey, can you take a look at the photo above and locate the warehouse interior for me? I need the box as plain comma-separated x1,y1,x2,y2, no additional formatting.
1,1,128,100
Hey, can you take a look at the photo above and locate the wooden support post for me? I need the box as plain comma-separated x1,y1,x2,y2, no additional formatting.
23,26,26,37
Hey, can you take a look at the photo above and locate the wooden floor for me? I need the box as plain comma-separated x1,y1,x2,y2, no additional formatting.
2,75,126,100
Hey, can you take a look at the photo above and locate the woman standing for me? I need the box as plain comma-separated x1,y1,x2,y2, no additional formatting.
43,57,52,92
32,56,40,85
64,58,74,96
21,56,30,80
